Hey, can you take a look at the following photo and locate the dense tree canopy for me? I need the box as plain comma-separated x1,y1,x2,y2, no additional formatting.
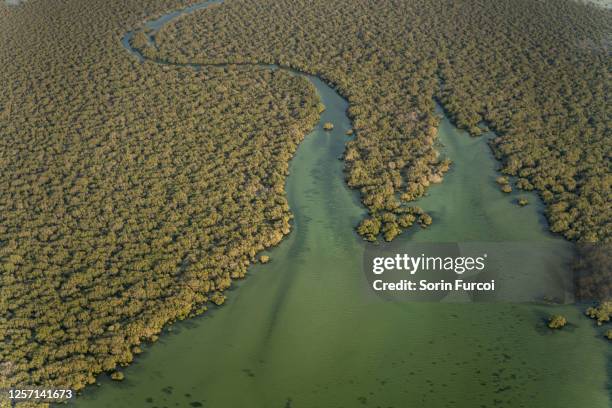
0,0,610,405
0,0,319,401
148,0,611,243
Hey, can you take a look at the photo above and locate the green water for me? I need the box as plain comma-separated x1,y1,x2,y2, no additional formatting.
73,2,610,407
412,106,562,242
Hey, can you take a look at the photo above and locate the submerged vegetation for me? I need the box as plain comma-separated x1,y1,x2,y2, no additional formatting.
573,243,611,301
147,0,610,244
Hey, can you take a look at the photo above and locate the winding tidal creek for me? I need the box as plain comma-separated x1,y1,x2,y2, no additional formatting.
70,1,611,407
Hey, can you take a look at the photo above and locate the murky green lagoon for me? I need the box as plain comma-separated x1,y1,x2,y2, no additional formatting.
74,81,609,408
72,3,610,407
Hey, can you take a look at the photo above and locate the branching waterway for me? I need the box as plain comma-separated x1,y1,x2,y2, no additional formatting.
71,1,611,407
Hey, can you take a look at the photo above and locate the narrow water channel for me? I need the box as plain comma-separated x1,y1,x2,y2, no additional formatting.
70,2,610,407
